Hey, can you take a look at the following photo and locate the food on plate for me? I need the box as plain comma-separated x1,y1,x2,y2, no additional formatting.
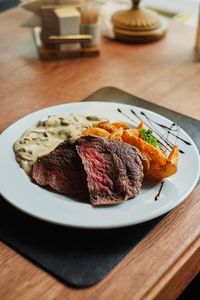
81,127,110,138
32,136,144,206
32,141,89,197
82,120,179,180
123,129,179,180
14,113,179,207
13,114,101,175
76,136,144,205
81,121,127,141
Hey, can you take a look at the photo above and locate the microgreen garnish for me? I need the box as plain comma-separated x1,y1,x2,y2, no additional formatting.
139,128,158,147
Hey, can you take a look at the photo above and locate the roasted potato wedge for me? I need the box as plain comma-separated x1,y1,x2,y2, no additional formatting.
109,128,124,141
136,121,144,129
112,122,130,130
95,122,118,133
123,130,179,180
81,127,110,138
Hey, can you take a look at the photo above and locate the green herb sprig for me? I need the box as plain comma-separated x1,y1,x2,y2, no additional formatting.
139,128,158,147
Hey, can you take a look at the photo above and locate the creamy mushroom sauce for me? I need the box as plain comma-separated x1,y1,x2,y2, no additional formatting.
13,114,101,175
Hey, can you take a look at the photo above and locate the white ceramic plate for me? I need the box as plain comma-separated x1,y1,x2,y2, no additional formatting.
0,102,199,229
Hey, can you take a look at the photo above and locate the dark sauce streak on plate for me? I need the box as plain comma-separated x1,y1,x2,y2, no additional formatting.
166,123,176,142
133,109,186,154
117,108,137,126
130,109,175,151
154,181,164,201
140,111,191,146
139,111,186,154
132,109,180,153
118,108,171,152
117,108,186,154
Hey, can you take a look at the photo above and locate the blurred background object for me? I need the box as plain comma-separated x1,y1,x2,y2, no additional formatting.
100,0,199,38
1,0,199,27
20,0,82,15
80,0,103,47
18,0,103,58
111,0,168,43
196,2,200,58
143,0,199,26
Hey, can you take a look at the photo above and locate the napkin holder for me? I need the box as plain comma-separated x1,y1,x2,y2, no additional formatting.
20,1,100,59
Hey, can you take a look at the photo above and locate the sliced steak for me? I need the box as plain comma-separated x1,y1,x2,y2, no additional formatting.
76,136,144,206
32,141,88,197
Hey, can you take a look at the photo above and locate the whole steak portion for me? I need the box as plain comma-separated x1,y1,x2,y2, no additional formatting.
76,136,144,206
32,141,88,196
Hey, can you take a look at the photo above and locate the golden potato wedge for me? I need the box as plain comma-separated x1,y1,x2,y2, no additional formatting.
96,122,118,133
123,129,179,180
168,145,179,166
140,153,151,173
81,127,110,138
109,128,124,141
112,122,130,130
136,121,144,129
123,128,140,138
146,160,177,180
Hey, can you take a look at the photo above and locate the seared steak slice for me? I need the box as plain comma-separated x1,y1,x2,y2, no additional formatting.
32,141,88,196
76,136,143,206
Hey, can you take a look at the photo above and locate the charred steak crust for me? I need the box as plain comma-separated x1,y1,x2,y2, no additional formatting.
32,141,88,196
76,136,144,206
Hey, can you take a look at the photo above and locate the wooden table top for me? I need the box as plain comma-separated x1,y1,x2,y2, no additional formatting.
0,8,200,300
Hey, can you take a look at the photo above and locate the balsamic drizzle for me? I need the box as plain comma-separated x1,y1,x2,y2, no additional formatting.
117,108,187,154
166,123,176,145
140,111,191,146
174,125,180,146
131,109,177,152
154,181,164,201
117,108,138,126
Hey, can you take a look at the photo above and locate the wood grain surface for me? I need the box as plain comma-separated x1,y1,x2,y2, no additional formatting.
0,7,200,300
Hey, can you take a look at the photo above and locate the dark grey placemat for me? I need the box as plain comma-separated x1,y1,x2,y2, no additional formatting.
0,0,20,12
0,87,199,287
